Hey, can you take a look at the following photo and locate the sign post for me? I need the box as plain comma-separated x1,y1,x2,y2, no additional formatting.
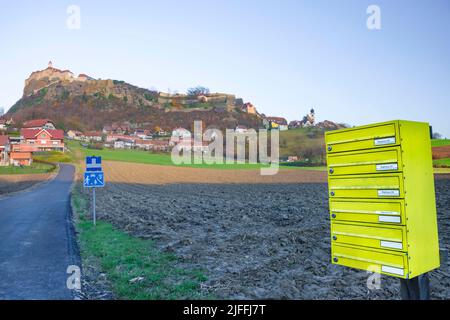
84,156,105,227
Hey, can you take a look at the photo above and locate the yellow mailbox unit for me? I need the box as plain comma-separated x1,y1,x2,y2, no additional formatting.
325,120,440,279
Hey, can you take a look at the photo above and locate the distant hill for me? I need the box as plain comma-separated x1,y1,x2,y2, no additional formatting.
279,127,327,165
7,62,262,132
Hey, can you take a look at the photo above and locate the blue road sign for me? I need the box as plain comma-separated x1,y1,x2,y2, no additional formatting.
84,171,105,188
86,156,102,172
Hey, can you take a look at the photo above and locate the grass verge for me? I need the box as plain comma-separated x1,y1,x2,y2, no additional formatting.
432,139,450,147
0,161,55,175
71,184,208,299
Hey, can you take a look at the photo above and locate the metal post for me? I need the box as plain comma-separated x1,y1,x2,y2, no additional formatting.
93,187,96,227
400,273,430,300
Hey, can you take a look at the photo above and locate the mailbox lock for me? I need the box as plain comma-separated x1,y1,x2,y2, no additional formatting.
329,168,334,174
333,257,338,263
328,145,332,151
331,214,336,219
332,236,337,241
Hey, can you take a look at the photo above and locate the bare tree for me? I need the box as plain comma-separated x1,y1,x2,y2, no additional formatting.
187,86,210,97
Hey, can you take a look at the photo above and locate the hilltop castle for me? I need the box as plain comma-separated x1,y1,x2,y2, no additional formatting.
24,61,92,96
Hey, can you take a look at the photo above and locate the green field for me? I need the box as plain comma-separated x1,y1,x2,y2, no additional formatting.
279,127,326,165
432,139,450,147
67,140,323,171
434,158,450,167
33,151,73,163
0,162,55,175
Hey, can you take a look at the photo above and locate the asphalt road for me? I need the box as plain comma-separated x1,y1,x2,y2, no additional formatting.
0,164,80,300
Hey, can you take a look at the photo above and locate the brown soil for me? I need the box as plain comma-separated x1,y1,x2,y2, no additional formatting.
102,161,328,185
433,146,450,160
0,173,51,195
85,162,450,299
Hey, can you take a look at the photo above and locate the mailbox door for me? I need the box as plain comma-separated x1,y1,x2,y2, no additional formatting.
326,122,399,154
329,173,404,199
327,147,403,176
332,244,409,278
331,222,406,252
329,199,405,225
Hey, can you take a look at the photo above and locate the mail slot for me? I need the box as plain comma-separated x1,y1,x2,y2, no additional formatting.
329,199,405,225
326,122,399,154
327,147,402,176
329,173,404,199
332,244,408,278
331,222,406,251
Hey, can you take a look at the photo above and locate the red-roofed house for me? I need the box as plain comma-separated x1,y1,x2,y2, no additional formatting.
83,131,103,142
0,135,10,166
10,152,33,166
22,119,56,130
21,128,65,152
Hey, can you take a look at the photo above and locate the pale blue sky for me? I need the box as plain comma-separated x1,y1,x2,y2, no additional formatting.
0,0,449,136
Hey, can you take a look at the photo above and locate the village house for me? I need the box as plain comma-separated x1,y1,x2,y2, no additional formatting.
134,139,153,150
241,102,257,115
170,127,191,144
263,117,289,131
103,123,131,135
134,139,170,151
0,136,35,166
106,134,131,144
21,128,65,152
66,130,84,140
9,151,33,166
149,140,170,152
288,120,303,130
154,128,169,136
132,129,152,140
83,131,103,142
235,125,249,133
114,137,135,149
0,119,7,131
22,119,56,130
0,135,10,166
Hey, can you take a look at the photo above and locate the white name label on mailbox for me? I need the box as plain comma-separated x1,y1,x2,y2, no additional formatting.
379,216,401,223
376,163,398,171
380,241,403,250
378,190,400,197
374,137,396,146
381,265,404,276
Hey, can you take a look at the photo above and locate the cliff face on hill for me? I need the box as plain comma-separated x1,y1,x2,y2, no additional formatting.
8,62,262,132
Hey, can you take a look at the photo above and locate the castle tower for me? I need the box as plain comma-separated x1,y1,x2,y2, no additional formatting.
48,61,53,69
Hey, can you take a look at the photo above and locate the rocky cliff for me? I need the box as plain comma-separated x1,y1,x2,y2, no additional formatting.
8,63,262,132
